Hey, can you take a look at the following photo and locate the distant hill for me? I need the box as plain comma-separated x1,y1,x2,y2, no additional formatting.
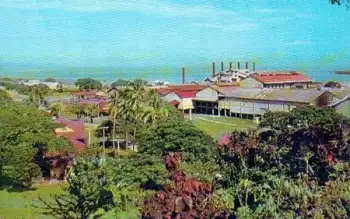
335,70,350,75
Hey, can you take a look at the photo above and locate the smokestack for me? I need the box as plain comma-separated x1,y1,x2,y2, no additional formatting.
229,62,232,70
212,62,216,76
253,62,256,72
238,62,240,70
221,62,224,72
246,62,249,69
182,67,185,84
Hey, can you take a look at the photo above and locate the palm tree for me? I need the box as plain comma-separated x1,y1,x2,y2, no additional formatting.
108,88,129,153
144,89,169,126
28,84,48,108
84,104,99,123
50,103,66,118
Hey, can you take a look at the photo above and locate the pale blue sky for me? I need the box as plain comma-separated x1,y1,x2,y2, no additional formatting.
1,0,349,70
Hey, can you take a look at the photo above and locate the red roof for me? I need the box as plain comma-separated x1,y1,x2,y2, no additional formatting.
71,91,96,96
55,118,86,153
174,90,197,98
169,100,180,106
156,84,207,97
251,72,312,84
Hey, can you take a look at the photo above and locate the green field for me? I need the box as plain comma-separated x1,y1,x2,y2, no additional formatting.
0,184,63,219
187,114,257,138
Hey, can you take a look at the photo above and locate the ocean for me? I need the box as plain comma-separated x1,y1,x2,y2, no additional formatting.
0,65,349,85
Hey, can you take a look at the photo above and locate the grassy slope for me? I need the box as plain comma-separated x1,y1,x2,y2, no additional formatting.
187,114,257,138
0,184,63,219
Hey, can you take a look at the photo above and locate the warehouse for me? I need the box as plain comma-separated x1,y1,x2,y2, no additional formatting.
193,85,238,115
218,88,337,119
240,72,312,89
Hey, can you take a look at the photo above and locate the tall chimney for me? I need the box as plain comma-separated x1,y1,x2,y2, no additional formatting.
212,62,216,76
238,62,240,70
253,62,256,71
229,62,232,70
221,62,224,72
246,62,249,69
182,67,185,84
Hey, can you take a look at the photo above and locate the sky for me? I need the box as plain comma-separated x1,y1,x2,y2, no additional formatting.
0,0,350,71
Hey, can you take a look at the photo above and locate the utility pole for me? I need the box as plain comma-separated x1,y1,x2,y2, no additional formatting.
98,126,109,163
88,128,91,146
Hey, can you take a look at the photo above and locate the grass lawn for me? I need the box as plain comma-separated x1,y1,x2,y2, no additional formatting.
186,114,257,138
0,184,63,219
0,183,140,219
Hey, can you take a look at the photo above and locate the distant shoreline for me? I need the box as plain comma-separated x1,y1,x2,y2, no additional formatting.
335,70,350,75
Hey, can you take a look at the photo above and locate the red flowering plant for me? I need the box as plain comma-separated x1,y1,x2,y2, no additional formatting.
141,152,233,219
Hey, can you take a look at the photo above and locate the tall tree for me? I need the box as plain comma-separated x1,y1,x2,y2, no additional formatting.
84,104,100,123
0,101,71,188
74,78,102,91
28,84,49,108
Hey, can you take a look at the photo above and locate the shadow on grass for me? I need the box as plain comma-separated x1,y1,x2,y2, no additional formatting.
0,176,37,192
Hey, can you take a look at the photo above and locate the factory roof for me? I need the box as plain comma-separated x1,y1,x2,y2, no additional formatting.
174,90,198,98
156,84,207,97
222,88,328,103
327,88,350,99
250,72,312,84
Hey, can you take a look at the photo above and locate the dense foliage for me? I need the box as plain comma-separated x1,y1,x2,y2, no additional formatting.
214,107,350,218
40,158,115,218
0,90,11,102
137,119,215,162
74,78,102,91
111,79,130,87
0,100,72,188
324,80,342,88
142,152,223,218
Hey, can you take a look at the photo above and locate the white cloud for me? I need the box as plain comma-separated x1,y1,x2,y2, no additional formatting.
254,8,293,13
0,0,237,18
193,22,258,32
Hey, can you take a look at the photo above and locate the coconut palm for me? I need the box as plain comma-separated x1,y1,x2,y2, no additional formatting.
28,84,49,108
50,102,66,118
84,104,99,123
143,89,169,126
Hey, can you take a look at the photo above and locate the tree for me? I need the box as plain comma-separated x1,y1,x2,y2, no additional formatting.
0,90,11,102
325,80,342,88
44,77,57,82
143,89,169,127
28,84,49,108
83,104,99,123
74,78,102,91
0,101,72,188
111,79,130,87
330,0,350,6
136,119,215,162
50,103,66,118
39,157,115,219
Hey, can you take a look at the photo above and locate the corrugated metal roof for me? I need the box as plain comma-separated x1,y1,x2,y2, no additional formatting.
327,88,350,99
250,72,312,84
222,88,326,103
157,84,207,97
174,90,197,98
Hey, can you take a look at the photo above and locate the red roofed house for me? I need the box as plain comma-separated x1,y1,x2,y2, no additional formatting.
241,72,312,89
44,118,87,180
157,85,207,118
55,118,86,153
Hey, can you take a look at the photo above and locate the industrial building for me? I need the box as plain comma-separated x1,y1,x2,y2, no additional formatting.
240,71,312,89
